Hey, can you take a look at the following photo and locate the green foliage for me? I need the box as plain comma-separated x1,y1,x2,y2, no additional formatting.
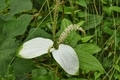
12,58,35,76
56,18,72,36
10,0,32,14
109,6,120,12
77,50,104,72
75,44,104,72
32,69,60,80
0,0,120,79
0,1,33,78
0,0,6,11
75,0,87,8
83,15,103,30
81,36,93,43
3,14,33,38
75,43,101,54
25,28,52,41
0,38,19,76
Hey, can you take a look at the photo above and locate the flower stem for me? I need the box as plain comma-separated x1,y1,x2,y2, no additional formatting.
52,0,60,48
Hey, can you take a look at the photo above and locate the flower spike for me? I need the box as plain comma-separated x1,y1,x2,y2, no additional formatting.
58,24,85,44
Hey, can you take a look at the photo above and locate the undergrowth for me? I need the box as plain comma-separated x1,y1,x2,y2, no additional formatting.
0,0,120,80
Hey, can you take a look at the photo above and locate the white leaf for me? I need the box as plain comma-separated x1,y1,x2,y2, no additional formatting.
18,37,53,59
52,44,79,75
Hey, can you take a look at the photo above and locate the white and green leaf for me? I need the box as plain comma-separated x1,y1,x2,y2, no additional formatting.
17,37,53,59
52,44,79,75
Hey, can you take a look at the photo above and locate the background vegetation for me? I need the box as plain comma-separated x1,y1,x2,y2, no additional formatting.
0,0,120,80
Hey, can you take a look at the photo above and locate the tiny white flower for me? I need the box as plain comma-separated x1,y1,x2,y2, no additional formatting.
18,37,79,75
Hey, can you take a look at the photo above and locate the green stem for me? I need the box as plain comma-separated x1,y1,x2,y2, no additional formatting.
54,65,58,80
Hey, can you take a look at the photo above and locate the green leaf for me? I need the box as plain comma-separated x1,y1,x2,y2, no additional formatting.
10,0,32,14
56,18,72,37
102,58,112,69
12,58,35,76
100,0,107,4
0,0,32,21
66,31,81,47
109,6,120,12
102,25,114,35
94,72,102,80
32,70,60,80
83,15,103,30
75,43,101,54
0,53,11,76
0,14,14,21
76,0,87,8
0,38,19,76
32,67,47,78
0,16,33,76
64,6,73,14
114,73,120,80
0,19,4,33
17,14,33,21
61,18,72,29
75,48,104,72
76,21,85,27
81,36,93,43
3,14,33,38
0,20,18,76
77,12,90,17
114,65,120,72
25,28,52,41
115,18,120,26
103,6,112,16
0,0,6,11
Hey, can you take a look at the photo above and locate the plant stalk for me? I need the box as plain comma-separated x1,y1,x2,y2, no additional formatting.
52,0,60,48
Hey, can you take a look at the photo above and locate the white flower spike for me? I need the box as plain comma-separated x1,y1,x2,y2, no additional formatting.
18,37,79,75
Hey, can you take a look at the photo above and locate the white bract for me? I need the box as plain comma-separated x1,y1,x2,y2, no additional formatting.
18,37,79,75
